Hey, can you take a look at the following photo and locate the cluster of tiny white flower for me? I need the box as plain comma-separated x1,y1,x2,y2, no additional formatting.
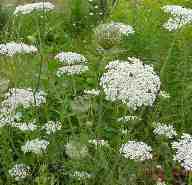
117,115,141,123
172,133,192,171
113,22,135,36
153,123,177,138
88,139,109,147
162,5,192,31
55,52,87,65
120,141,153,161
84,89,100,96
21,138,49,154
1,88,46,113
0,42,38,56
100,57,160,110
55,51,89,77
96,22,134,37
10,120,37,132
159,90,170,99
71,171,91,180
65,141,88,159
9,163,30,181
56,65,89,76
95,22,134,49
42,120,62,134
14,2,55,15
0,112,14,127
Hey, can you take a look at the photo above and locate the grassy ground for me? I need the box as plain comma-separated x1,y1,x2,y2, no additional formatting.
0,0,192,184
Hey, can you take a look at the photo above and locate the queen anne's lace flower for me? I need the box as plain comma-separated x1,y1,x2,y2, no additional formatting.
95,22,134,49
42,121,62,134
0,113,13,127
21,138,49,154
114,22,135,36
9,164,30,181
120,141,153,161
172,133,192,171
162,5,192,31
1,88,46,113
100,57,160,110
153,123,177,138
65,141,88,159
0,42,38,56
55,52,87,65
10,120,37,132
14,2,55,15
56,65,89,76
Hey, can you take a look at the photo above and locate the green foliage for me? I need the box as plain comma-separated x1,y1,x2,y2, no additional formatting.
0,0,192,184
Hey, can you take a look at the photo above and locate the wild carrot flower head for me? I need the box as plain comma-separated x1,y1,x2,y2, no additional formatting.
0,42,38,56
1,88,46,113
100,57,160,110
65,140,88,159
55,52,87,65
21,138,49,154
172,133,192,171
153,123,177,138
56,65,89,76
95,22,134,49
120,141,153,161
9,164,30,181
162,5,192,31
42,121,62,135
14,2,55,15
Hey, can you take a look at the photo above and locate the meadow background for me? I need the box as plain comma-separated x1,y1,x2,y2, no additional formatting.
0,0,192,184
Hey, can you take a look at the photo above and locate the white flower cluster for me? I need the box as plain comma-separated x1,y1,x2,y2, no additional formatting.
14,2,55,15
71,171,91,180
10,120,37,132
84,89,100,96
159,90,170,99
97,22,134,36
55,51,89,77
153,123,177,138
120,141,153,161
42,121,62,134
113,22,135,36
9,163,30,181
21,138,49,154
162,5,192,31
65,141,88,159
0,42,38,56
1,88,46,113
88,139,109,147
100,57,160,110
117,115,141,123
0,113,14,127
55,52,87,65
56,65,89,76
95,22,134,49
172,133,192,171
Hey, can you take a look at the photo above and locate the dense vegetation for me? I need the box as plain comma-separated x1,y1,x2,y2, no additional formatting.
0,0,192,185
